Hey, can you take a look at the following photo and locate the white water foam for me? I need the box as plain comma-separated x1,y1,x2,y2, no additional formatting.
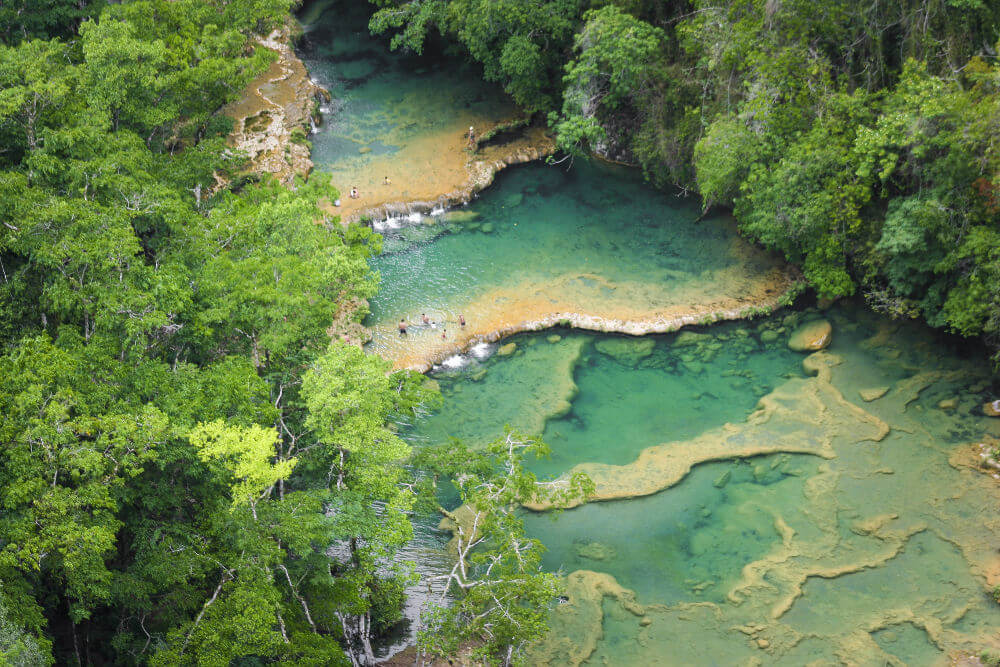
470,343,493,359
439,354,469,370
373,217,403,232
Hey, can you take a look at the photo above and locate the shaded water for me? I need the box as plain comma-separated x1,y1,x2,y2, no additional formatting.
364,160,792,370
298,0,520,221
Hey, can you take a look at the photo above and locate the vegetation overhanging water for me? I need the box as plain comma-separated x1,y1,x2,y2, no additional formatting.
5,0,1000,664
300,3,1000,663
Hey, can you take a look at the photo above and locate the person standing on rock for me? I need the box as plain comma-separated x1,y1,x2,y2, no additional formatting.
459,314,466,327
399,319,407,335
467,126,475,148
350,186,359,199
422,313,430,326
383,175,391,185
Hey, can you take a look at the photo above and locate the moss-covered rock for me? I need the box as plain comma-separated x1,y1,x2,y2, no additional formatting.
595,337,655,366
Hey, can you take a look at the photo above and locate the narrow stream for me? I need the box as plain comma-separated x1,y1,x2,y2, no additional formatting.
301,2,1000,663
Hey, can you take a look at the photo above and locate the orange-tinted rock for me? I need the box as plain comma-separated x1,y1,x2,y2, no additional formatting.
788,320,832,352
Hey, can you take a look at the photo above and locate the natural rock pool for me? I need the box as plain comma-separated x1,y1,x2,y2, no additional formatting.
299,0,550,224
405,304,1000,664
365,160,795,371
300,2,1000,663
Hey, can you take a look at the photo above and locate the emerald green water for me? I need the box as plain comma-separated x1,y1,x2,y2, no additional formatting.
369,160,732,316
299,2,1000,662
362,159,788,370
299,0,511,171
402,303,1000,664
414,320,805,478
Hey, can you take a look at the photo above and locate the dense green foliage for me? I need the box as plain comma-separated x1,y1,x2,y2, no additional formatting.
0,1,439,664
413,432,593,667
370,0,1000,351
4,0,998,661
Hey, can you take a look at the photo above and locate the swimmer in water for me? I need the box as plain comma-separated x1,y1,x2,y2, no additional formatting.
399,319,407,335
421,313,430,326
441,328,447,340
459,314,466,327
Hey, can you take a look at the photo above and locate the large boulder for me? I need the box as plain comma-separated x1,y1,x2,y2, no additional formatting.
788,319,832,352
984,400,1000,417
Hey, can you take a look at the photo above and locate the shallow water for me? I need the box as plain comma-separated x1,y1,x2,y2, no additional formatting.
365,160,792,370
298,2,1000,662
298,0,520,221
402,303,1000,665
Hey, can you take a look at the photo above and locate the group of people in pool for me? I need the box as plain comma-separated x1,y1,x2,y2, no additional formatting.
399,313,466,339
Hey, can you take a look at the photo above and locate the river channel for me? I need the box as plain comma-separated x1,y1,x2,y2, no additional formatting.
301,2,1000,663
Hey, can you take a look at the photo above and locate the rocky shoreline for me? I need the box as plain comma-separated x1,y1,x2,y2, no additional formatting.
368,261,802,373
223,25,328,184
329,125,557,224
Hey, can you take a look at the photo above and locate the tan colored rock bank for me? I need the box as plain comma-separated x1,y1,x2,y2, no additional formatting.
223,26,328,184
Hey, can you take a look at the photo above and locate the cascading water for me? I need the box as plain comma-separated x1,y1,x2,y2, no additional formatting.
298,1,1000,663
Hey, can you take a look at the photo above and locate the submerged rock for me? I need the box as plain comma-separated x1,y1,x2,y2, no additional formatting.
713,470,732,488
594,337,655,366
937,397,958,410
503,192,524,207
547,334,562,343
480,222,495,233
683,360,705,375
442,209,480,224
575,541,616,562
788,319,832,352
859,386,890,402
674,331,710,348
759,329,780,344
497,342,517,356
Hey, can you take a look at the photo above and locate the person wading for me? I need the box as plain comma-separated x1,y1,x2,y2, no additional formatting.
399,319,407,335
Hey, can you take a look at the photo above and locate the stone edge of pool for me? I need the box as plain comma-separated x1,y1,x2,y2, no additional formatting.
377,270,804,373
334,125,558,224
